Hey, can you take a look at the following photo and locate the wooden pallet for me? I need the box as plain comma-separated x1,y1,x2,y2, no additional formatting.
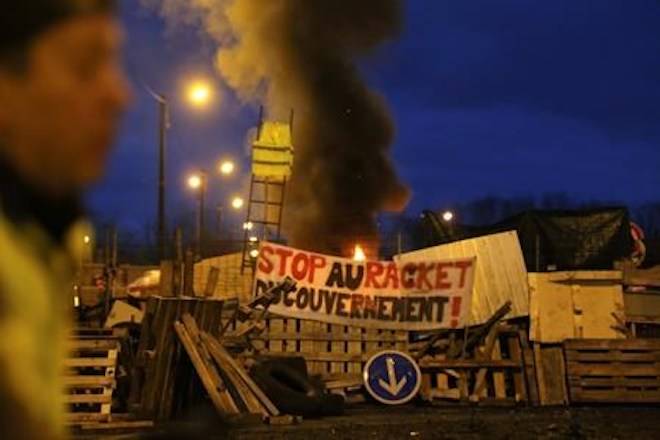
565,338,660,403
129,297,226,420
66,337,120,424
225,317,537,405
227,316,408,377
417,325,537,405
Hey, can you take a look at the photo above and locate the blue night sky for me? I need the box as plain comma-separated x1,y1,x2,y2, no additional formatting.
88,1,660,234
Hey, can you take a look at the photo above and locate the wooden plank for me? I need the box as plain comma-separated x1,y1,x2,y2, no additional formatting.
173,321,239,415
64,358,116,368
508,334,526,402
519,330,539,406
492,340,506,399
65,376,115,387
471,326,500,397
419,359,520,369
66,394,112,404
566,363,660,377
564,338,660,350
71,339,121,351
299,320,317,374
269,351,376,363
538,346,568,405
565,351,660,363
268,318,284,354
568,377,660,388
284,319,299,357
201,332,279,417
179,314,240,414
330,324,345,375
66,413,111,423
348,325,362,375
78,420,155,431
570,389,660,403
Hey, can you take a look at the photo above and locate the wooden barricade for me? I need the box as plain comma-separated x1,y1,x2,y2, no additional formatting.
129,297,226,420
66,330,120,424
232,316,408,379
416,325,537,405
564,338,660,403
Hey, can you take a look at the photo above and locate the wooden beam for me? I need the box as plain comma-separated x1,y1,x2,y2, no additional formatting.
200,331,280,417
173,321,239,415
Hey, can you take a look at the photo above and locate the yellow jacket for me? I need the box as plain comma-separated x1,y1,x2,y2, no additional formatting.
0,212,87,439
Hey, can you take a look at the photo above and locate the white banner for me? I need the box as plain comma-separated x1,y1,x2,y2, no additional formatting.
253,242,476,331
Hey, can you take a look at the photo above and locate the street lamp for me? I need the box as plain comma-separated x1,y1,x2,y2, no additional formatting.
442,211,454,222
187,171,207,257
231,196,245,210
219,160,235,176
186,80,213,108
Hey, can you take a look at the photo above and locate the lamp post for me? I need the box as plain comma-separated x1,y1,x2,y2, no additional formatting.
187,159,237,258
145,90,169,262
188,172,207,257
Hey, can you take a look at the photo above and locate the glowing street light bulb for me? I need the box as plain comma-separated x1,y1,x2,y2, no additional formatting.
231,196,244,210
250,249,260,259
187,81,212,107
83,235,91,244
243,221,254,230
219,160,235,176
188,174,203,190
442,211,454,222
249,236,258,243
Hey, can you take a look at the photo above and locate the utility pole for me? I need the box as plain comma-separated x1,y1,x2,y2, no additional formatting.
195,173,207,258
157,96,168,262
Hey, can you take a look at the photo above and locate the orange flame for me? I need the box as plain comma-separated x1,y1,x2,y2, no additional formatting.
353,244,367,262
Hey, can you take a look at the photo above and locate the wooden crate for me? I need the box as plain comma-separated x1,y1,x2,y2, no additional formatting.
564,338,660,403
66,336,120,423
417,326,536,405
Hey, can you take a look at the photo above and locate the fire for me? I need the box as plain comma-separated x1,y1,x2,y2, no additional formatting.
353,244,367,262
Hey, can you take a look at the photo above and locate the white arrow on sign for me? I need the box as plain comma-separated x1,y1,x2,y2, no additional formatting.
377,356,407,396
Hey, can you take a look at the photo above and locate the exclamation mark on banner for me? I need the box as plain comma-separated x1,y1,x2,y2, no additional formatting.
450,297,462,328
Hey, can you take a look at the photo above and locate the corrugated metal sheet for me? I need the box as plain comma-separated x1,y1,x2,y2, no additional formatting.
396,231,529,325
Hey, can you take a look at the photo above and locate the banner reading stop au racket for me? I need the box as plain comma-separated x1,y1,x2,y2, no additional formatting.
253,242,476,331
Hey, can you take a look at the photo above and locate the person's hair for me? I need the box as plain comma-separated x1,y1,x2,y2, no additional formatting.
0,0,117,73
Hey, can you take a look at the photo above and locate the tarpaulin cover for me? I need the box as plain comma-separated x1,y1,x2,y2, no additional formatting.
424,208,632,272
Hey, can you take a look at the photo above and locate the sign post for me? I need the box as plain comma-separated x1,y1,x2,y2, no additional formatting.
363,350,421,405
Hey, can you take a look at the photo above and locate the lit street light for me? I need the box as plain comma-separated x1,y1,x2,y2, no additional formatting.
231,196,245,210
442,210,454,222
187,174,203,190
219,160,235,176
186,80,213,108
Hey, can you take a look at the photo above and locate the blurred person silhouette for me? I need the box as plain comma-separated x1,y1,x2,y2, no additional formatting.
0,1,129,438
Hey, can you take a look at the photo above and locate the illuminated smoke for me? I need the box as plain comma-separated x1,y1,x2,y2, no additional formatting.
143,0,410,256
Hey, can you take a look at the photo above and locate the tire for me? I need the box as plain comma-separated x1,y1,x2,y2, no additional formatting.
250,357,344,417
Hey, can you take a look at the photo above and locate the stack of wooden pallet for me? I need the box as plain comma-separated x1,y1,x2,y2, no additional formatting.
416,324,538,405
65,328,120,425
129,297,226,420
565,338,660,403
174,314,288,423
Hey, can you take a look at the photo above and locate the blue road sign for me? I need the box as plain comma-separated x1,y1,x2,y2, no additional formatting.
363,350,421,405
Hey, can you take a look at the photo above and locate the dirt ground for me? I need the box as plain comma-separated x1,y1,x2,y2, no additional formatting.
80,405,660,439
